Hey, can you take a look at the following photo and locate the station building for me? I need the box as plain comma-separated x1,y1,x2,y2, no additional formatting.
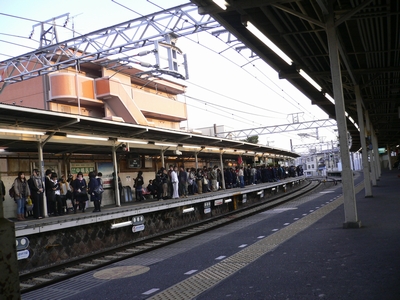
0,57,298,219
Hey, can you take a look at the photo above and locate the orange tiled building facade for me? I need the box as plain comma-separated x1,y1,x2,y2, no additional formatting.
0,62,187,130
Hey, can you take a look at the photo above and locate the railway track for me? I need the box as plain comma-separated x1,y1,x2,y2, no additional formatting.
20,178,326,293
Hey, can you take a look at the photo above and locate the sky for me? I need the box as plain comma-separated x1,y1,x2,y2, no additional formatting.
0,0,338,152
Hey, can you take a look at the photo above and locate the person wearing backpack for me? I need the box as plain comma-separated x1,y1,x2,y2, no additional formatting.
13,172,31,221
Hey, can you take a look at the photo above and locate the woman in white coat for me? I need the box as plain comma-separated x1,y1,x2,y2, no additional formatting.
171,166,179,199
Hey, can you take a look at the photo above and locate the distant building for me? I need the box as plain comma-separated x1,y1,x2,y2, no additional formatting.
194,125,235,139
0,57,187,130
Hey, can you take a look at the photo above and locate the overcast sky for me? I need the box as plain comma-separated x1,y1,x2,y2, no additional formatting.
0,0,338,151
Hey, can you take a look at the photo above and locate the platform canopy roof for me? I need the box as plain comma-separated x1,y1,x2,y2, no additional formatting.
190,0,400,151
0,104,299,159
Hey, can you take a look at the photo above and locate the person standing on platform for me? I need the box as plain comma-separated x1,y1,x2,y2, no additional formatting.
134,171,145,201
171,166,179,199
210,165,218,192
13,172,30,221
162,168,169,200
59,176,71,214
154,169,163,201
88,171,101,212
72,172,88,213
238,167,245,188
44,169,54,215
112,172,123,201
0,176,6,202
28,169,44,219
96,172,104,207
51,173,63,216
196,168,203,194
178,166,188,197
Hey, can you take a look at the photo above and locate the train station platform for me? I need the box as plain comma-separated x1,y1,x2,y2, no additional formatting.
20,170,400,300
192,169,400,299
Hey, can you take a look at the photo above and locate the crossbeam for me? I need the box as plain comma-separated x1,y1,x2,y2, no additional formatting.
0,3,220,93
219,119,337,139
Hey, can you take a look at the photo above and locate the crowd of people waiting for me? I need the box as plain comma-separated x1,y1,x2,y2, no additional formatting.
3,169,104,221
1,164,303,221
136,164,303,201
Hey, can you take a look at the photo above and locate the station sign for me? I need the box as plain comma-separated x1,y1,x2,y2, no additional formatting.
132,224,145,233
214,199,223,206
204,208,211,214
242,194,247,203
17,250,30,260
16,237,30,251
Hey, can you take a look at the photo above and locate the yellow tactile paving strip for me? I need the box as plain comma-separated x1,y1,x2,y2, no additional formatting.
148,183,364,300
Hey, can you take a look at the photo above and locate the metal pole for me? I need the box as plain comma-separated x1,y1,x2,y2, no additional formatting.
112,146,121,207
39,141,48,217
219,152,226,190
355,85,372,197
326,5,359,228
364,112,377,186
387,144,392,170
161,149,165,169
372,132,381,179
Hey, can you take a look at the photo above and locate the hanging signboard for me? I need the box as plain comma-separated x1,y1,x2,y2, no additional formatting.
70,163,95,176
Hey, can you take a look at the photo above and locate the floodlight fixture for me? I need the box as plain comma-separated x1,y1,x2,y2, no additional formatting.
299,69,322,92
246,21,293,66
2,129,45,135
117,138,148,144
154,142,177,147
212,0,228,10
66,134,108,141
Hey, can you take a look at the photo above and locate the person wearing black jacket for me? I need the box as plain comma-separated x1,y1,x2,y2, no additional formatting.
88,171,101,212
44,169,55,215
0,177,5,202
72,172,88,213
27,169,44,219
134,171,145,201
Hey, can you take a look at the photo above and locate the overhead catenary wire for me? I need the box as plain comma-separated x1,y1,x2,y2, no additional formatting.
0,1,335,145
185,95,284,120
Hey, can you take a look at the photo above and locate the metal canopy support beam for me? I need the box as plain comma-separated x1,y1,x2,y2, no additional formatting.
220,119,337,139
355,85,372,197
364,112,377,186
38,140,49,217
372,133,381,179
326,4,360,228
387,144,392,170
161,149,165,169
112,145,121,207
219,152,225,190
